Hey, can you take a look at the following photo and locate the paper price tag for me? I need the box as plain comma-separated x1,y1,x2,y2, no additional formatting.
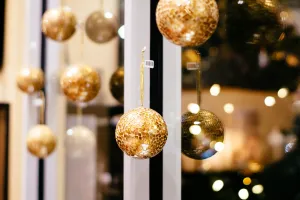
144,60,154,68
187,62,200,70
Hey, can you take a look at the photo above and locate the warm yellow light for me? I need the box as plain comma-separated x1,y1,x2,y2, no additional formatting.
104,12,113,19
224,103,234,114
264,96,276,107
212,180,224,192
187,103,200,114
210,84,221,96
278,88,289,99
243,177,252,186
189,125,201,135
252,184,264,194
214,142,224,152
238,189,249,200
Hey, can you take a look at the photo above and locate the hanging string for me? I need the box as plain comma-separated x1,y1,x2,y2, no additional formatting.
60,0,65,7
39,91,46,124
99,0,104,11
140,47,146,107
80,21,85,63
195,51,202,106
76,104,83,126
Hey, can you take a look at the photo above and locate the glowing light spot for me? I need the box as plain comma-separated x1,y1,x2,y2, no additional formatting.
212,180,224,192
214,142,224,152
104,12,113,19
238,189,249,200
252,184,264,194
189,125,201,135
118,25,125,39
187,103,200,114
243,177,252,186
264,96,276,107
224,103,234,114
210,84,221,96
278,88,289,98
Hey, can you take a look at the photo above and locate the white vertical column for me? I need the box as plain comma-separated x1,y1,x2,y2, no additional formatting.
163,39,181,200
22,0,42,200
124,0,150,200
45,1,66,200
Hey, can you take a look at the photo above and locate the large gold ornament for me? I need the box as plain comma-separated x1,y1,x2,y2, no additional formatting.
115,107,168,159
27,124,57,158
60,64,101,103
182,109,224,160
109,67,124,104
85,11,118,43
156,0,219,47
42,6,77,41
17,68,44,94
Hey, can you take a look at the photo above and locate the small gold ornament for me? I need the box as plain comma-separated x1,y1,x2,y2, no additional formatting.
85,11,118,43
27,124,57,158
109,67,124,104
115,107,168,159
115,47,168,159
60,64,101,103
156,0,219,47
17,68,44,94
42,6,77,41
182,109,224,160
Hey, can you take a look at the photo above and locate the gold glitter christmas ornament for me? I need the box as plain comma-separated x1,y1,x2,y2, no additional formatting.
156,0,219,47
60,64,101,103
85,11,118,43
27,124,57,158
17,68,44,94
115,107,168,159
109,67,124,104
182,109,224,160
42,6,77,41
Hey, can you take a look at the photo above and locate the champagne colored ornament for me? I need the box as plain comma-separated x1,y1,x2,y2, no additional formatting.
42,6,77,41
85,11,118,43
109,67,124,104
181,58,224,160
26,91,56,158
17,68,44,94
115,48,168,159
60,64,101,102
156,0,219,47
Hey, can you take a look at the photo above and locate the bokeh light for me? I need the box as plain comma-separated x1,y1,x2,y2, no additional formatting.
224,103,234,114
252,184,264,194
264,96,276,107
238,189,249,200
210,84,221,96
277,88,289,99
187,103,200,114
189,125,201,135
214,142,224,152
212,180,224,192
243,177,252,186
118,25,125,39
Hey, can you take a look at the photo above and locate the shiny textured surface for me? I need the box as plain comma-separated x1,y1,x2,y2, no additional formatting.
42,6,77,41
115,107,168,159
60,64,101,103
182,109,224,160
17,68,44,94
85,11,118,43
156,0,219,47
65,125,96,158
27,124,57,158
109,67,124,104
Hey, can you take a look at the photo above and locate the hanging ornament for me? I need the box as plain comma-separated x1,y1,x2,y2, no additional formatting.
65,125,96,158
109,67,124,104
26,91,56,158
85,11,118,43
115,48,168,159
27,124,57,158
181,57,224,160
60,64,101,102
17,68,44,94
42,6,77,42
156,0,219,47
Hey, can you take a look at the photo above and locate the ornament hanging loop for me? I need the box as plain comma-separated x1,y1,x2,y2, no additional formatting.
140,47,146,107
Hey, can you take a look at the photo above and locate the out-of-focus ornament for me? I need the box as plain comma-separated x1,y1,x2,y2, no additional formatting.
65,125,96,158
182,49,201,68
27,124,57,158
17,68,44,94
182,109,224,159
115,47,168,159
60,64,101,102
85,11,118,43
156,0,219,47
109,67,124,104
42,6,77,41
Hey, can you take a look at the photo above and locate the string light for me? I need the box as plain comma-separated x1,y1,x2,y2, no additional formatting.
212,180,224,192
264,96,276,107
224,103,234,114
210,84,221,96
187,103,200,114
252,184,264,194
214,142,224,152
277,88,289,99
243,177,252,185
238,189,249,200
